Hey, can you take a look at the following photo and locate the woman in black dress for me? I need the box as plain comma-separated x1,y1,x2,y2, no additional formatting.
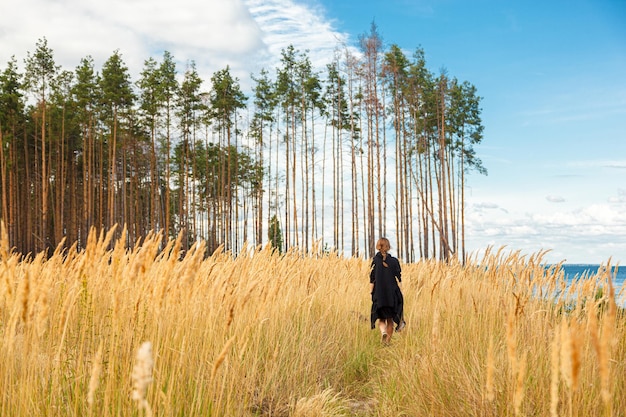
370,237,405,344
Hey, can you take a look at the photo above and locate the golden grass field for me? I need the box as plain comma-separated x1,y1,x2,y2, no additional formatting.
0,224,624,416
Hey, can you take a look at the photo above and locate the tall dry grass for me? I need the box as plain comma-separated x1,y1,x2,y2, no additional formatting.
0,225,624,416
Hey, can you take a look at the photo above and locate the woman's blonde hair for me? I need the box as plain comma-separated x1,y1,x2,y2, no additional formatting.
376,237,391,252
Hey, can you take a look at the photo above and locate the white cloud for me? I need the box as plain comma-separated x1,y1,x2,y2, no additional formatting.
1,0,260,79
473,202,499,210
466,201,626,264
546,195,565,203
471,201,509,214
0,0,347,92
609,188,626,204
533,204,626,228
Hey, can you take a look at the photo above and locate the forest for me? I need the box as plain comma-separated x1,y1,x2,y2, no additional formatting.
0,24,486,262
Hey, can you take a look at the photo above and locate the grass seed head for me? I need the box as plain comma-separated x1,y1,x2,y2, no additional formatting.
88,341,104,406
485,337,496,403
550,327,560,417
131,341,154,416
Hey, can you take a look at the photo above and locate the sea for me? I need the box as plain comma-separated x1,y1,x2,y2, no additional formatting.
559,264,625,286
553,264,625,307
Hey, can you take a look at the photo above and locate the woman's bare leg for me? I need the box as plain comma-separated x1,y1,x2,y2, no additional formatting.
386,319,395,341
378,320,387,336
378,320,389,343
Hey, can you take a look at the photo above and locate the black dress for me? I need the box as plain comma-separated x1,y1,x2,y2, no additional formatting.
370,251,404,329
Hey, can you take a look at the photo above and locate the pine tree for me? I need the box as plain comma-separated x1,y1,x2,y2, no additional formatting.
175,62,205,249
275,45,299,250
49,69,76,246
0,57,24,248
72,56,100,244
268,214,283,253
251,69,276,246
359,23,383,256
137,57,162,234
100,50,134,233
209,66,247,251
24,37,59,251
158,51,178,239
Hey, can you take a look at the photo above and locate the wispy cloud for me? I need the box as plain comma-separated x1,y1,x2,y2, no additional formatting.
517,83,626,129
550,159,626,170
244,0,348,71
603,162,626,169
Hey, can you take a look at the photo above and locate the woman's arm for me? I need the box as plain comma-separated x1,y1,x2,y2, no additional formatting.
395,258,402,286
370,259,376,294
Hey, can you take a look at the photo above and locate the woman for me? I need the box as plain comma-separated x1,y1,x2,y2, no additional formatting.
370,237,405,344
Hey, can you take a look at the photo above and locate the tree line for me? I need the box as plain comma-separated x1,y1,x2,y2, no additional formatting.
0,24,486,262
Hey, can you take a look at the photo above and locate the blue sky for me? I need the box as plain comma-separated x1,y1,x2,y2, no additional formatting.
1,0,624,264
326,0,626,264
